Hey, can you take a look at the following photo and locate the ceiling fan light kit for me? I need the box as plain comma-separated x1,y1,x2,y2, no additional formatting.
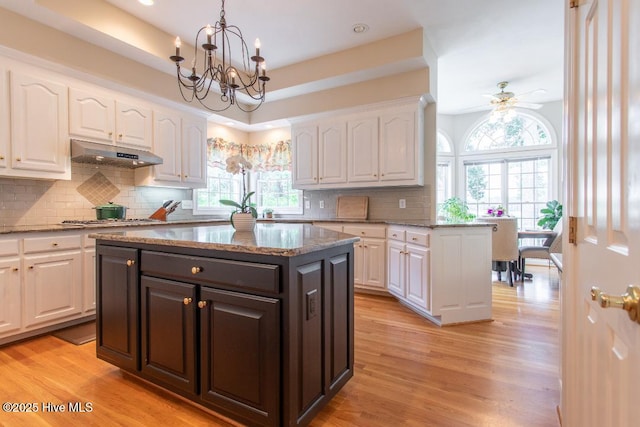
169,0,270,112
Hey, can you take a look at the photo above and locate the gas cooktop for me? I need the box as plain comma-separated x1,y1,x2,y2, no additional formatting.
61,218,159,225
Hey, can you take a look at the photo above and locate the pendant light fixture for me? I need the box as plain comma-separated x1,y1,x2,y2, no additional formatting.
170,0,269,112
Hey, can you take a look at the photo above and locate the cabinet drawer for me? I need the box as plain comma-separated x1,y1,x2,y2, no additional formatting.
0,239,19,256
342,225,386,239
24,234,81,253
406,230,429,247
387,227,406,242
141,251,280,294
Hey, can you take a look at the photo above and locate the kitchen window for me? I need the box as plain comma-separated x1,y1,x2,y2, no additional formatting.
194,138,303,216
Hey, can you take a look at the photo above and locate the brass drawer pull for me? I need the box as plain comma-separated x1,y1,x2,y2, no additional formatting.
183,297,192,305
126,259,135,267
192,266,203,274
198,301,207,309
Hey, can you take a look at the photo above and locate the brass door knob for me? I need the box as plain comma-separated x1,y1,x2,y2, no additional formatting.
12,267,18,272
191,266,202,274
126,259,135,267
183,297,192,305
16,158,21,162
52,242,58,247
198,301,207,309
0,155,4,160
591,285,640,324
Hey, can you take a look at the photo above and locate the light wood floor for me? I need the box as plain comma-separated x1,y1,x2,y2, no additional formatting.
0,266,560,427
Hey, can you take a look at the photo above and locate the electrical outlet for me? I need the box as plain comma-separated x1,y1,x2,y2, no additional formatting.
319,200,325,209
181,200,193,209
305,200,311,209
399,199,406,209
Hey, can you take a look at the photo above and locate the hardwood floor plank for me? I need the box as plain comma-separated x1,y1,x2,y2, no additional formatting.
0,266,559,427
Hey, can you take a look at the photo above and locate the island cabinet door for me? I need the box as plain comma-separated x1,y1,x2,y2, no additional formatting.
199,287,280,427
140,276,197,396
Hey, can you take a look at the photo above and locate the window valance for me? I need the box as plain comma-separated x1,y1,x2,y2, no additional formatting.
206,137,292,172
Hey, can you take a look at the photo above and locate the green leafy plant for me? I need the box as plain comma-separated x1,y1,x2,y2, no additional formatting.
537,200,562,229
439,197,476,223
219,147,258,223
220,191,258,221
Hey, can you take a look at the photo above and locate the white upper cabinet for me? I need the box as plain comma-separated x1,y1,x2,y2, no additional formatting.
292,125,319,186
0,66,8,170
135,109,207,189
347,116,379,183
292,99,424,190
9,70,70,179
69,87,153,150
379,110,417,182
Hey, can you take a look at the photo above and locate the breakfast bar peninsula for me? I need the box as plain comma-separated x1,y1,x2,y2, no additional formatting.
92,223,358,427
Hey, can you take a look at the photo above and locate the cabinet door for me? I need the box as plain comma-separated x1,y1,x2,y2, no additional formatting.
83,248,96,313
0,257,21,335
68,87,115,143
200,287,280,427
181,116,207,188
10,71,68,174
152,110,182,183
386,240,405,297
0,67,8,170
353,241,364,285
406,244,430,310
116,101,152,149
379,111,416,182
96,245,139,371
347,116,379,183
362,238,386,290
24,251,82,327
292,125,318,187
141,276,197,395
318,121,347,184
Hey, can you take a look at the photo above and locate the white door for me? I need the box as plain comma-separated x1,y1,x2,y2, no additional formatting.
291,125,318,187
0,257,21,335
379,111,415,182
181,116,207,187
68,87,114,143
116,101,152,149
362,238,386,290
347,116,379,183
406,244,429,310
563,0,640,426
386,240,405,297
152,110,182,183
0,66,10,170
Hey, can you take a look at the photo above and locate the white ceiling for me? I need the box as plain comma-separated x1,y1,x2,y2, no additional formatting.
0,0,565,116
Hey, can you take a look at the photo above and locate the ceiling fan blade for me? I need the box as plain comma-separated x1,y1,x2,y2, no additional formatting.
516,101,543,109
515,88,547,98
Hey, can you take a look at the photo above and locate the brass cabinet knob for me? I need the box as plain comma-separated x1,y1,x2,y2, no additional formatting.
12,267,18,272
109,131,113,137
197,301,207,309
373,174,377,177
0,155,4,160
52,242,58,247
126,259,135,267
591,285,640,324
183,297,192,305
191,266,202,274
16,158,21,162
412,237,418,241
184,175,188,178
118,133,123,139
28,266,34,270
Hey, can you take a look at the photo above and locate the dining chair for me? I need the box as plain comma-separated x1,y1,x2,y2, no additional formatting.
519,220,563,280
476,216,519,286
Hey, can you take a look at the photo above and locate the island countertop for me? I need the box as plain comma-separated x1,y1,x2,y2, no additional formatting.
90,222,359,256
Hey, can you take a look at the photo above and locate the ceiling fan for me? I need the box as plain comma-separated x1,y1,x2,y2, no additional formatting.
484,81,544,111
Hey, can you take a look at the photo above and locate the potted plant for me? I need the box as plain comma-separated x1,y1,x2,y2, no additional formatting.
438,197,476,223
263,208,274,219
537,200,562,230
219,147,258,231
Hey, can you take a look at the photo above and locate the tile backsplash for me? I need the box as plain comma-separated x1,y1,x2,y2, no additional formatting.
0,164,198,226
0,164,432,225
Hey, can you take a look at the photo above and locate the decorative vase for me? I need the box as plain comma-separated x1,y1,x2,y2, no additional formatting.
231,212,256,231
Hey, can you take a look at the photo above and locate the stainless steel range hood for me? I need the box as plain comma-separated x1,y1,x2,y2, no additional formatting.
70,139,163,169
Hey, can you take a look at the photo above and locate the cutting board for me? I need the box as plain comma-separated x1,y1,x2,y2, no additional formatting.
336,196,369,219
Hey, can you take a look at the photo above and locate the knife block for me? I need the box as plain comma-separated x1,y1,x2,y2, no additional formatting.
149,207,167,221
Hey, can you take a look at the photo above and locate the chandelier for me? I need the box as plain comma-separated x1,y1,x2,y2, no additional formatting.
169,0,269,112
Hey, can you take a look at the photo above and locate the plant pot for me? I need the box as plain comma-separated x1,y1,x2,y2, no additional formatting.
231,212,256,231
94,202,127,220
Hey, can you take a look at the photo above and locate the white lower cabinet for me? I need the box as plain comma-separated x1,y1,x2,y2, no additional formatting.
0,248,21,335
387,227,430,311
339,224,387,292
0,231,96,345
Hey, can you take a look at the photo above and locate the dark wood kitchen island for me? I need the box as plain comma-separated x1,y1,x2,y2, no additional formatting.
91,223,357,427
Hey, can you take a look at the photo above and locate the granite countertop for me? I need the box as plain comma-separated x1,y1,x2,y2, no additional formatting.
90,223,360,257
0,217,492,235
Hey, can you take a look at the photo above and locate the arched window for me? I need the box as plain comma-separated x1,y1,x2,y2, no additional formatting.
461,112,556,230
436,131,454,207
465,114,551,152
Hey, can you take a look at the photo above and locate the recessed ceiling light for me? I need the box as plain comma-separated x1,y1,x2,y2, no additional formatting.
352,23,369,34
138,0,154,6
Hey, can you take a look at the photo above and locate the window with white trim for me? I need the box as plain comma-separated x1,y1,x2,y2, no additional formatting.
436,131,454,208
194,138,302,216
462,112,556,229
